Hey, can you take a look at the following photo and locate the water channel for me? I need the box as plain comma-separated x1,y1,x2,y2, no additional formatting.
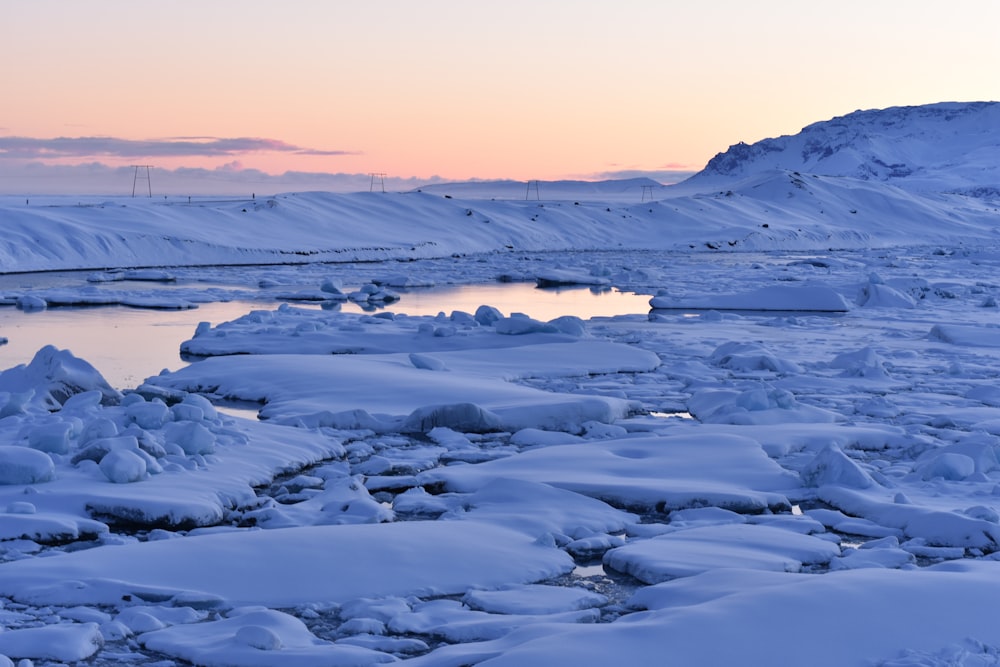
0,278,653,391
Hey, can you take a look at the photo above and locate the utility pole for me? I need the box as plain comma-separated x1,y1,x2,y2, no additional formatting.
641,184,655,202
131,165,153,197
369,172,386,193
525,180,540,200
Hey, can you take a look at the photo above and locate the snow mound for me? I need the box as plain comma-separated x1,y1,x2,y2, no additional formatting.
140,609,395,667
0,345,120,411
603,523,841,583
421,433,798,514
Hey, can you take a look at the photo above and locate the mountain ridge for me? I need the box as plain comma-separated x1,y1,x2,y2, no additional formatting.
685,101,1000,196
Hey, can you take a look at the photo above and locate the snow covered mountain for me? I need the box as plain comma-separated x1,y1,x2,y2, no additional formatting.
685,101,1000,196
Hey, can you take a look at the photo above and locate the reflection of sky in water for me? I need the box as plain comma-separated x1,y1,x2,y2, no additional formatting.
0,283,651,391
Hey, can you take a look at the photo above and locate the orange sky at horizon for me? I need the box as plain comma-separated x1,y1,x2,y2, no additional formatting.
2,1,999,183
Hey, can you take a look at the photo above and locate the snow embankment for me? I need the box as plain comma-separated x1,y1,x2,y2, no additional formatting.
3,175,999,274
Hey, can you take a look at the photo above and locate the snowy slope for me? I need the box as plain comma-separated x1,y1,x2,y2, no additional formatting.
686,101,1000,195
413,177,666,202
0,102,998,275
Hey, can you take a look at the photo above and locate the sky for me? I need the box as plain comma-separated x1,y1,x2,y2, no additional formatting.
1,0,998,195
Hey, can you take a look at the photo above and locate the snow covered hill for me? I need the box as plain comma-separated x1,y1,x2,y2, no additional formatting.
0,102,998,274
412,177,667,202
685,101,1000,195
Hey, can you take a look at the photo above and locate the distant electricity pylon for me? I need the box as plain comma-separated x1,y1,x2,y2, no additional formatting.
369,172,386,193
131,165,153,197
641,185,655,202
525,180,540,200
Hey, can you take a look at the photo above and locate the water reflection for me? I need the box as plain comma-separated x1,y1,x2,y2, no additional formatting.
387,283,650,320
0,282,652,391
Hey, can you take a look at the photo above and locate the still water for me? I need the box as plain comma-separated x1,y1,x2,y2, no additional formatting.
0,282,652,391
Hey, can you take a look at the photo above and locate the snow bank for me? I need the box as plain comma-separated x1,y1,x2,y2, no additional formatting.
0,521,572,607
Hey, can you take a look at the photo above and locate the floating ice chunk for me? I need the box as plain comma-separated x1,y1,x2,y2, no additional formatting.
320,277,346,296
929,324,1000,347
392,486,455,519
806,507,903,539
87,270,125,283
388,598,599,643
565,533,625,559
6,501,35,514
125,399,171,429
0,345,120,410
180,393,218,420
829,346,890,378
338,618,386,635
709,341,803,374
666,507,747,530
235,624,283,650
819,486,1000,548
25,420,73,454
0,521,572,608
494,315,558,335
0,390,33,418
374,274,434,288
463,584,608,615
800,445,877,489
688,386,838,425
115,605,205,632
336,634,429,655
917,452,976,481
162,421,216,455
280,408,390,431
535,269,611,287
474,305,503,326
99,449,147,484
0,622,103,662
402,403,503,434
650,284,851,312
71,434,140,464
510,428,585,447
422,433,797,514
123,269,175,282
140,608,395,666
16,294,47,311
0,446,55,484
60,388,106,413
452,478,637,542
857,281,917,308
547,315,585,336
830,545,916,570
604,523,841,583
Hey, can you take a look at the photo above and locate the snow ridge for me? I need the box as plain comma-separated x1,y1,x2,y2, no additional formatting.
691,101,1000,194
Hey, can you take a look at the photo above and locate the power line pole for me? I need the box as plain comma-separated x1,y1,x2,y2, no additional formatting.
131,165,153,197
525,180,540,200
369,172,386,193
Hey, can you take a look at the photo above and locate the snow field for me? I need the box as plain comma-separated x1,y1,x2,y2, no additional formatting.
2,244,1000,665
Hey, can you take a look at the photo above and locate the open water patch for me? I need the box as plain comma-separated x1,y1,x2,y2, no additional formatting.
0,279,653,391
